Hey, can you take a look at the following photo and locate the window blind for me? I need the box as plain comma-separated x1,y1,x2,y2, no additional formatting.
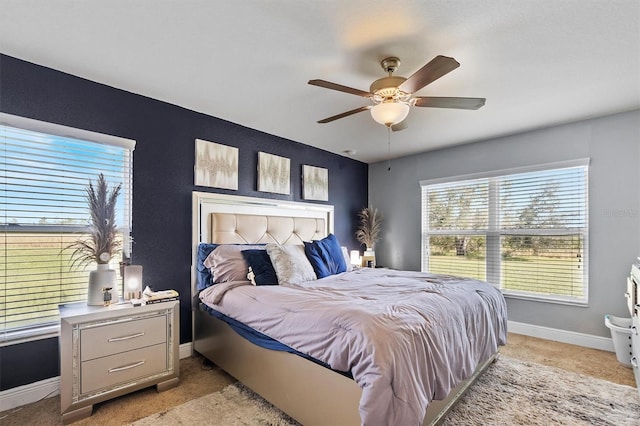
422,179,489,281
1,115,134,340
421,160,589,304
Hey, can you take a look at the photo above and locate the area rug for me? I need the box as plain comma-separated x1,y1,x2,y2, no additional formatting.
441,356,639,426
132,355,639,425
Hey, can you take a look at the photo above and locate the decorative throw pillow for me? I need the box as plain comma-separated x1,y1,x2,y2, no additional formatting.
197,243,218,290
266,244,316,285
304,234,348,279
304,241,330,278
203,244,265,283
241,249,278,285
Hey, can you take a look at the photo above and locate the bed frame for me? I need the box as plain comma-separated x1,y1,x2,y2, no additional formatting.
191,192,497,426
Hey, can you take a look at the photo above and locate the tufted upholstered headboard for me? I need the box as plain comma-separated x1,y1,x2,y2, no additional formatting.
209,213,326,245
192,192,334,294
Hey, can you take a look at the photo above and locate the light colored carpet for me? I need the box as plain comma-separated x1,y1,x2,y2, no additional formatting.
133,355,639,426
131,382,297,426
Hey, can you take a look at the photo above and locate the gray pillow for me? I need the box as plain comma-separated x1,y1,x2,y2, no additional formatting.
266,244,316,285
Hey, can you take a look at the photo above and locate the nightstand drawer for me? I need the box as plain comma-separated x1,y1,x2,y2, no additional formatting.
81,315,167,361
81,343,167,394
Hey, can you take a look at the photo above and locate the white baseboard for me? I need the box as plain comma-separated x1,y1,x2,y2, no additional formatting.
179,342,193,359
0,376,60,413
0,342,195,413
508,320,614,352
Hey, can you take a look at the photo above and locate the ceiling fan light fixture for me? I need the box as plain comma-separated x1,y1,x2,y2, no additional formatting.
309,55,485,127
370,101,410,127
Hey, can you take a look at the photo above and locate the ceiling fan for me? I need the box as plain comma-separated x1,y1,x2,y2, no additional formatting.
308,55,485,130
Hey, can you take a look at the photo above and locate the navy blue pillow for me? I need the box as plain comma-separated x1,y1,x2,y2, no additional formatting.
319,234,348,275
304,241,331,278
304,234,347,279
241,249,278,285
197,243,218,290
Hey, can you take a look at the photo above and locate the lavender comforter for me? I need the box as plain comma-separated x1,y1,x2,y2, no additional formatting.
199,268,507,426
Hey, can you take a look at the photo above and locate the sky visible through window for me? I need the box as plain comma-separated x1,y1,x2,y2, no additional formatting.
1,124,128,227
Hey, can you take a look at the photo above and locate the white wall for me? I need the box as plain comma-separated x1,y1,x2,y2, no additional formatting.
369,110,640,337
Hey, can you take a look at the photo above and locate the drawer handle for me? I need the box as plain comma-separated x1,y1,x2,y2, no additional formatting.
108,360,145,373
108,332,145,342
632,356,638,369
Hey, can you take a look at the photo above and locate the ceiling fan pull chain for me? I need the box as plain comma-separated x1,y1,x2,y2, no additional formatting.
387,126,392,171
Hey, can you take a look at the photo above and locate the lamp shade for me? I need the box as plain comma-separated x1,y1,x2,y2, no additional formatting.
370,101,410,126
123,265,143,300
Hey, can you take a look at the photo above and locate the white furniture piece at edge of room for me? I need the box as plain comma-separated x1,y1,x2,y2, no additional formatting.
59,300,179,424
632,314,639,396
629,263,640,395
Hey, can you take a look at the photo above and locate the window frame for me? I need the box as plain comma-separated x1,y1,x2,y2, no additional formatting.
1,112,135,345
421,158,590,306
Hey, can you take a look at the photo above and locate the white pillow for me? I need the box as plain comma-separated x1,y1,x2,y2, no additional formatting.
266,244,316,285
341,246,354,272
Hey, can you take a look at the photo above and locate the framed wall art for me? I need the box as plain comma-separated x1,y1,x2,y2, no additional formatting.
194,138,238,190
302,165,328,201
257,152,290,195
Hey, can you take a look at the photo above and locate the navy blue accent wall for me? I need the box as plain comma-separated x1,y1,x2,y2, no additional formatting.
0,338,59,390
0,54,368,390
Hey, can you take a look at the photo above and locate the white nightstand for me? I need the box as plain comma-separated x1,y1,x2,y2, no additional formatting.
59,300,179,423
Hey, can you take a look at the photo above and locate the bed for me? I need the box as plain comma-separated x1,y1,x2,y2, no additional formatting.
191,192,507,425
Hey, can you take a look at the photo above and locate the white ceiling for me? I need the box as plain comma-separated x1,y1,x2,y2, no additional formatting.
1,1,639,163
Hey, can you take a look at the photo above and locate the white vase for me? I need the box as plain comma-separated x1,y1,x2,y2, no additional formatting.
87,264,117,306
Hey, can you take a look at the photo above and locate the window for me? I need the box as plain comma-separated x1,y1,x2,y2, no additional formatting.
421,159,589,304
1,113,135,342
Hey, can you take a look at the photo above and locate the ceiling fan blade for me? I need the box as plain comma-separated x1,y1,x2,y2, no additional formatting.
391,120,408,132
398,56,460,93
308,79,371,98
317,106,371,123
413,96,486,110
